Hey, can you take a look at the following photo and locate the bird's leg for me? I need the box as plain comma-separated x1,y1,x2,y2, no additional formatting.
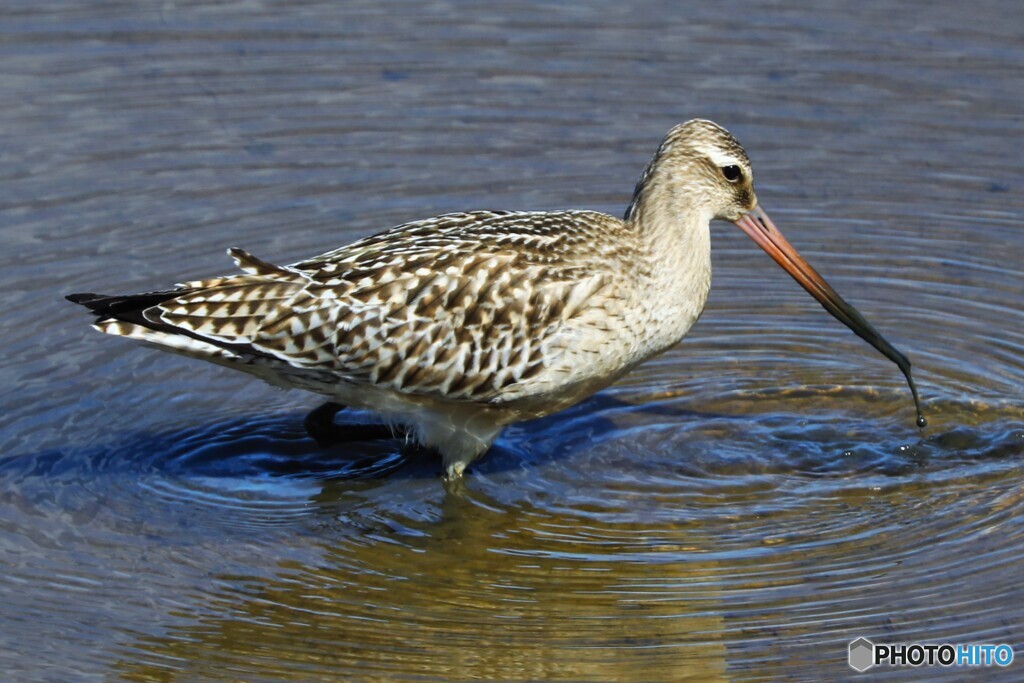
304,401,407,447
304,401,344,445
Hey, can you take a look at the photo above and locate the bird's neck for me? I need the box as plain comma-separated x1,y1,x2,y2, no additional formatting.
628,176,713,274
626,181,713,348
626,155,712,258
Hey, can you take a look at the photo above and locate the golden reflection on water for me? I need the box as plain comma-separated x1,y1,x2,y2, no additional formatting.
115,492,731,682
2,0,1023,680
109,428,1023,682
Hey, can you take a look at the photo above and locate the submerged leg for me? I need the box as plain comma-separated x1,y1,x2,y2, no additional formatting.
417,420,503,481
304,401,344,444
304,401,407,447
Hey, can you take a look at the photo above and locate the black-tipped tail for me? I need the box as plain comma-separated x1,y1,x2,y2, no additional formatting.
66,290,182,319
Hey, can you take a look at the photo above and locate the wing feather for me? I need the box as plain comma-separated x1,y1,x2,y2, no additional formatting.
77,210,633,402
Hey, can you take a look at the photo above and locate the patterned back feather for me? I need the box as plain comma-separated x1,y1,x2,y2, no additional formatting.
75,210,637,404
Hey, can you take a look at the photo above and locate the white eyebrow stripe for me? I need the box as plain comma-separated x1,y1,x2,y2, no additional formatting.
706,150,745,169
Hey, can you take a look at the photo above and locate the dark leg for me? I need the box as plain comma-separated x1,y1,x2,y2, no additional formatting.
304,401,408,447
304,401,344,446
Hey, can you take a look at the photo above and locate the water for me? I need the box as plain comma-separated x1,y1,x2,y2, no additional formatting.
2,1,1023,680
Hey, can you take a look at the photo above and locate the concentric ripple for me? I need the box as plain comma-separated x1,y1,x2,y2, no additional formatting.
2,1,1023,681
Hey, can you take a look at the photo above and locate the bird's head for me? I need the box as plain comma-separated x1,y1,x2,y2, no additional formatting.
626,118,757,223
626,119,926,427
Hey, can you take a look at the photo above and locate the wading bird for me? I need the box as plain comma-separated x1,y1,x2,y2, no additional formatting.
69,120,924,479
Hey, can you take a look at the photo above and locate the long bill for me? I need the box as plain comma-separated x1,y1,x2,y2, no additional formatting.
733,206,926,427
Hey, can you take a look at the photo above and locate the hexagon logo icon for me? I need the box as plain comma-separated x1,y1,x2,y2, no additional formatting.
849,637,875,672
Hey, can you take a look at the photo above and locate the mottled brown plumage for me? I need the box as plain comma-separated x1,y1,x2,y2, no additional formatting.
70,120,770,477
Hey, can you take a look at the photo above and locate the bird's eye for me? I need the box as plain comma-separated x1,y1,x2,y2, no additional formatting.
722,165,743,182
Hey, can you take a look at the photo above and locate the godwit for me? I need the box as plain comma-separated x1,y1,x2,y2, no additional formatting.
69,120,925,479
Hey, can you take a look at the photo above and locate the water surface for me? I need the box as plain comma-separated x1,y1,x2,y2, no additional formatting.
2,1,1022,680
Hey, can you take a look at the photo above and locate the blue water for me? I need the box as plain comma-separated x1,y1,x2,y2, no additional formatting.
1,1,1022,680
